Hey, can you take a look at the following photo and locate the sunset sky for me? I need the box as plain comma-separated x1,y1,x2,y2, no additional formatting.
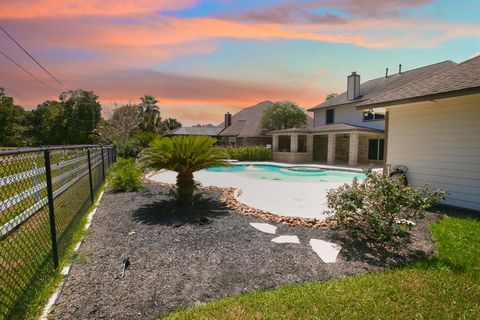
1,0,479,125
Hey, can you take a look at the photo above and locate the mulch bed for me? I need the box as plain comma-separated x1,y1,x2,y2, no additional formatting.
50,183,439,320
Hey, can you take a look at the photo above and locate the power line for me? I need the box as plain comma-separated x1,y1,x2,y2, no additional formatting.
0,50,51,88
1,86,24,98
0,25,63,87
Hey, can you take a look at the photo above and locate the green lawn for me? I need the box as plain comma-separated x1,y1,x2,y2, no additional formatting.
166,216,480,320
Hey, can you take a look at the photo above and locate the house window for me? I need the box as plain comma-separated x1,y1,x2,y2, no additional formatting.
228,137,236,146
236,137,244,146
298,135,307,153
326,109,334,124
278,135,291,152
368,139,384,160
363,111,385,121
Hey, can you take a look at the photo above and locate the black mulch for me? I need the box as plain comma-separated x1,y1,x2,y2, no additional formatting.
50,184,439,319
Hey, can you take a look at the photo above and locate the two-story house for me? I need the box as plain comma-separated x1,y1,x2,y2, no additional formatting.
270,60,456,165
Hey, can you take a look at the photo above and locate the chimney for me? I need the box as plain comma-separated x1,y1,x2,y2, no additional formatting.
224,112,232,129
385,67,389,78
399,64,402,74
347,71,360,101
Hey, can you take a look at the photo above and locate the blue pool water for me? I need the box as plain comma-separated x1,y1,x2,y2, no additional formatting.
205,164,365,183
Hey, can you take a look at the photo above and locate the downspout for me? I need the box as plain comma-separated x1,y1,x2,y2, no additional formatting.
383,110,389,175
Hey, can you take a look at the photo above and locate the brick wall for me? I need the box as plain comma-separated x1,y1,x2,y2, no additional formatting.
335,135,349,163
273,152,313,163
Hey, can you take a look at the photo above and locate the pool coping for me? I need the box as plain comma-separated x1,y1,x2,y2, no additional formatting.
224,161,374,174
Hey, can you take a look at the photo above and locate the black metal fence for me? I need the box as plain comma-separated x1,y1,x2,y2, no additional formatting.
0,145,115,319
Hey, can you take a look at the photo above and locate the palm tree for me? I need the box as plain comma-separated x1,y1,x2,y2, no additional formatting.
139,136,228,207
139,95,161,132
162,117,182,131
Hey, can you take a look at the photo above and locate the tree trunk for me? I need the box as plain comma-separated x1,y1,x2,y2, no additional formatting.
176,172,195,208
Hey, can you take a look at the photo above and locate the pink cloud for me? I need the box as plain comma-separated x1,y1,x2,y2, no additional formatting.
0,0,197,18
1,0,478,125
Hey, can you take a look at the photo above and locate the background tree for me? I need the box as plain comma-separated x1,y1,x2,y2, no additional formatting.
28,100,66,145
261,101,308,132
325,93,338,101
99,104,140,144
162,118,182,131
139,136,228,207
59,89,102,144
98,103,141,157
138,95,161,132
0,88,29,146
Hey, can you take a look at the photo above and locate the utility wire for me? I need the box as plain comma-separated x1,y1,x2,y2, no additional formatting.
1,86,24,98
0,50,51,88
0,25,63,86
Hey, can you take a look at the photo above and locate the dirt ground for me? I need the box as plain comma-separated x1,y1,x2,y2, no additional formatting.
50,184,438,319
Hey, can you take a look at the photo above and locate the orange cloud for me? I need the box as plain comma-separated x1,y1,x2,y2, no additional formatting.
0,0,197,18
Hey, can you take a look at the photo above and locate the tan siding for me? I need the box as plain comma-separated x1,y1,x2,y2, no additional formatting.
387,94,480,210
313,105,385,130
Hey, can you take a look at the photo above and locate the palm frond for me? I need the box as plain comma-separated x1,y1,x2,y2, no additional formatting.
139,136,229,174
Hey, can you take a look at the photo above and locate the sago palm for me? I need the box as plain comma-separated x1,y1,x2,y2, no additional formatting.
140,136,228,207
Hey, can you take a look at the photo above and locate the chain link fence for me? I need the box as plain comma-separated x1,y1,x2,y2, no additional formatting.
0,145,115,319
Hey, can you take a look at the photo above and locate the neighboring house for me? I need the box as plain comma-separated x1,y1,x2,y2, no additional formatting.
165,101,312,147
270,60,456,165
218,101,274,146
164,126,222,137
357,55,480,211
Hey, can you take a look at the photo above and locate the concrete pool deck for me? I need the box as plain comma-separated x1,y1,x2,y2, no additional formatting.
148,162,380,220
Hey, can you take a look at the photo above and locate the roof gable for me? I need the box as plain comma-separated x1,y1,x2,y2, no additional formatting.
218,101,273,137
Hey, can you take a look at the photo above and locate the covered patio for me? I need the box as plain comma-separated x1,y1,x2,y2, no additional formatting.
270,124,385,166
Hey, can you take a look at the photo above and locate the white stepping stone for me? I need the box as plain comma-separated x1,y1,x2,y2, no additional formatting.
271,235,300,244
309,239,342,263
249,222,277,234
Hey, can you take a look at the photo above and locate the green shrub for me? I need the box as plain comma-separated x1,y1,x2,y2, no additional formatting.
116,138,142,158
225,146,272,161
110,158,142,192
327,169,446,243
135,131,160,148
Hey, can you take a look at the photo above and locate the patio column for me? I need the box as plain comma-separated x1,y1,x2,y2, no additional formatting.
327,133,336,164
348,132,359,166
290,133,298,153
272,135,279,152
306,134,313,153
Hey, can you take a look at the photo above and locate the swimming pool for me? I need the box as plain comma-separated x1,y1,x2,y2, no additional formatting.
205,164,365,183
149,162,367,219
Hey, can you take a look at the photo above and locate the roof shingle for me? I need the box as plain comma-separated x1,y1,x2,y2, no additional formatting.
308,60,456,111
359,55,480,108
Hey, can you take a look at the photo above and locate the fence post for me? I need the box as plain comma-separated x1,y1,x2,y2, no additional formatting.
100,146,106,181
87,149,94,203
113,145,117,163
44,149,59,269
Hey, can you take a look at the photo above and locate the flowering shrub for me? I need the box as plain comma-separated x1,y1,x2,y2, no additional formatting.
327,169,446,243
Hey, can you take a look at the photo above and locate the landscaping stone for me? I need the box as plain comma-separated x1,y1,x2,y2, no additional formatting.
249,222,277,234
310,239,342,263
271,235,300,244
49,182,438,319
